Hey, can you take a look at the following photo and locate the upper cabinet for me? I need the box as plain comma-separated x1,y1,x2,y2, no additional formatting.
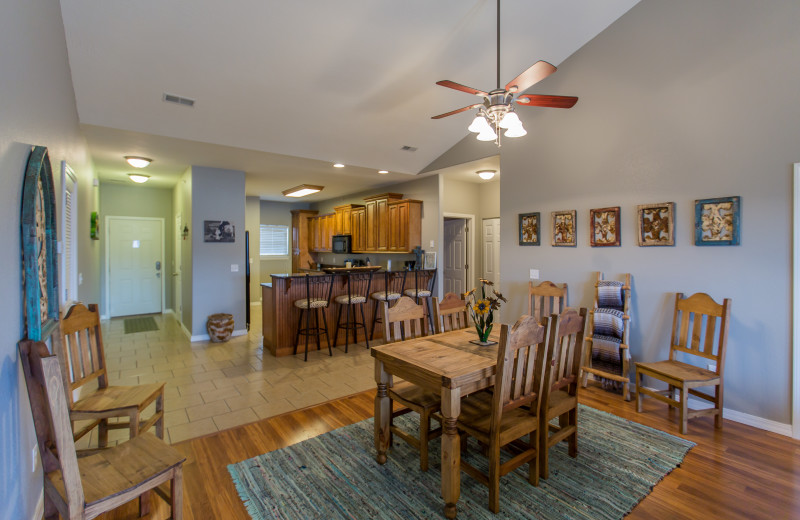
308,212,335,252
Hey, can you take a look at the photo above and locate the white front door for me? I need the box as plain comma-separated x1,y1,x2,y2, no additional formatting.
108,217,163,317
443,218,467,295
482,217,501,287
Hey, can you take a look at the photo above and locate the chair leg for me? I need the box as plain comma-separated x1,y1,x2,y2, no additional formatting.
488,439,501,514
321,306,332,356
139,489,151,517
304,305,311,362
370,299,380,340
528,432,540,487
313,308,322,352
679,386,689,434
623,381,631,402
635,369,643,413
360,303,370,349
566,410,577,458
419,409,430,472
155,392,164,440
539,417,549,479
333,305,343,349
345,304,351,353
99,418,109,448
172,466,184,520
293,309,304,355
715,384,724,429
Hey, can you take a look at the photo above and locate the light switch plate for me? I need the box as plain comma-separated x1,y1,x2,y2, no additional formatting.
530,269,539,280
430,240,435,248
231,264,239,272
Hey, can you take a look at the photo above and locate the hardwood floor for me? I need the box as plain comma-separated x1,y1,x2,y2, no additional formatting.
97,384,800,520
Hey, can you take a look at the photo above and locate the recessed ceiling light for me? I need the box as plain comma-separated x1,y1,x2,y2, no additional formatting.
125,156,152,168
333,163,345,168
476,169,496,180
282,184,324,198
128,174,150,183
378,170,389,175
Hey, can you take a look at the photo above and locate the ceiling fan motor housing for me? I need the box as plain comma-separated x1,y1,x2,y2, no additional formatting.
484,90,514,122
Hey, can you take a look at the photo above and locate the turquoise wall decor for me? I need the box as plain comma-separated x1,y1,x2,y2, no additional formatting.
694,196,741,246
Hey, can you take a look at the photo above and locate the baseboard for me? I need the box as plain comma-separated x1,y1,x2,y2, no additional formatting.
179,320,192,340
190,328,248,343
32,491,43,520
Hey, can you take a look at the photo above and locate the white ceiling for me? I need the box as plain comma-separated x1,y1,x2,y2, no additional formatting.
59,0,639,200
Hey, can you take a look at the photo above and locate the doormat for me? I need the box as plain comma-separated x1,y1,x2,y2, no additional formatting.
123,316,159,334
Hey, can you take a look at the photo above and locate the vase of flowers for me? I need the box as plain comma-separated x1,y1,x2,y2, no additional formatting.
465,278,506,346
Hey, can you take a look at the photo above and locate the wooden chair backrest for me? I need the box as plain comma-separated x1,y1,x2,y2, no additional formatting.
544,308,587,398
383,296,428,343
57,303,107,406
19,340,85,515
491,315,552,426
669,292,731,375
433,292,470,333
528,281,568,322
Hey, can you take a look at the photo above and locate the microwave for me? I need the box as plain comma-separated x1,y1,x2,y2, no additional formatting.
332,234,352,254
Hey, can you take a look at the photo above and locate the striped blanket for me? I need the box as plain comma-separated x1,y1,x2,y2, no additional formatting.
597,280,624,311
592,280,626,391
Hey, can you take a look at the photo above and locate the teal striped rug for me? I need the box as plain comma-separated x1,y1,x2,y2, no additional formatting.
228,405,694,519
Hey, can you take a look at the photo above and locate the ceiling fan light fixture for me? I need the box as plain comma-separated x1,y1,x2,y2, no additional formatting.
125,156,152,168
128,173,150,183
476,127,498,141
282,184,324,198
468,115,490,133
498,111,521,129
476,170,496,180
504,124,527,138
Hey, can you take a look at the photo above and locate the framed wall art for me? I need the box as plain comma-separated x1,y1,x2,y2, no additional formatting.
518,212,540,246
590,206,621,247
637,202,675,246
204,220,235,242
694,196,740,246
423,251,437,269
551,210,577,247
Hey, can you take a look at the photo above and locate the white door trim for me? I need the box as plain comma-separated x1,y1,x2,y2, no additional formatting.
443,212,475,295
793,163,800,439
104,215,166,319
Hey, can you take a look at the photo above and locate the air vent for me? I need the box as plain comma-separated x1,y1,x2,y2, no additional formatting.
163,93,195,107
400,145,418,152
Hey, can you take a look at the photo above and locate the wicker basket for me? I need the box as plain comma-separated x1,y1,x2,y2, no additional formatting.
207,313,234,342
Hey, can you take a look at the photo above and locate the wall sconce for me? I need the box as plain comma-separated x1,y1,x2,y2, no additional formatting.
182,225,189,240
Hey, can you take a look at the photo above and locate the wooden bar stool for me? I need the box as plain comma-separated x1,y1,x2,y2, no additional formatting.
293,274,334,361
404,268,437,333
369,270,406,340
333,271,374,352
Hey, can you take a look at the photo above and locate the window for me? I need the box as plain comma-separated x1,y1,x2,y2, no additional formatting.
260,224,289,256
60,161,78,305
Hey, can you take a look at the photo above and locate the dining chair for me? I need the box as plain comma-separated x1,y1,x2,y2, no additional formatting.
293,274,334,361
432,292,470,333
333,271,374,352
581,272,633,400
528,280,568,322
19,340,185,520
56,303,165,447
635,292,731,434
539,307,587,479
383,296,441,471
456,314,553,513
369,270,406,340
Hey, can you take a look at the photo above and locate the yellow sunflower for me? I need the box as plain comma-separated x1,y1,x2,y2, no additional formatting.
473,300,490,315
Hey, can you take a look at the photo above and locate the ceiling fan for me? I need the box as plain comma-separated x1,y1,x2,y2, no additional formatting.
432,0,578,146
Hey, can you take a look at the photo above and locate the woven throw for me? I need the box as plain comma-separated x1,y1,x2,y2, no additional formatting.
591,334,623,377
593,308,625,340
123,316,159,334
228,405,694,520
597,280,624,311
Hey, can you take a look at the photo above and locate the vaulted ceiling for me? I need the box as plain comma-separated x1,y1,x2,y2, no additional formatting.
59,0,639,200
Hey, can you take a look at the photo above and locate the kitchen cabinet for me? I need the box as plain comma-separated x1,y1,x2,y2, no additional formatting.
364,193,402,252
351,206,366,252
308,213,335,252
291,209,317,272
333,204,363,236
388,199,422,252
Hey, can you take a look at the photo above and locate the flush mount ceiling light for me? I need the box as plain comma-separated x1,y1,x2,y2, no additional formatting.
128,173,150,184
124,156,152,168
476,170,496,180
333,163,345,168
282,184,324,198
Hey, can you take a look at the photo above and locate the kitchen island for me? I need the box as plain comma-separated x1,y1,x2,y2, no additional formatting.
261,268,435,357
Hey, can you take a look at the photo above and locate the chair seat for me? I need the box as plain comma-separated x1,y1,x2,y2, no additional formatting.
405,289,431,298
72,383,164,414
546,389,577,419
371,291,402,301
389,381,440,410
458,391,539,444
636,359,719,385
335,294,367,304
294,298,329,309
47,432,185,507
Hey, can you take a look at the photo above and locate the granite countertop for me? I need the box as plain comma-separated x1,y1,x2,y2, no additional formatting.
269,267,433,279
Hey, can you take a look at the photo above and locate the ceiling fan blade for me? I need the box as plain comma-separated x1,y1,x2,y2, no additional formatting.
435,80,488,97
431,104,483,120
516,94,578,109
505,61,557,93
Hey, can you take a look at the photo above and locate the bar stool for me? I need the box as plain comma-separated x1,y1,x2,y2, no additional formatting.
293,274,334,361
333,271,374,352
404,268,437,333
369,270,406,340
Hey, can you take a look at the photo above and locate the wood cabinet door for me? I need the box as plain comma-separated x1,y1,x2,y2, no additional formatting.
365,200,377,251
325,214,335,251
351,207,366,252
376,198,389,251
308,217,319,252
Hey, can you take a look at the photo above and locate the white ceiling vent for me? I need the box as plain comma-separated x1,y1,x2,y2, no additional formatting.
163,93,195,107
400,145,418,152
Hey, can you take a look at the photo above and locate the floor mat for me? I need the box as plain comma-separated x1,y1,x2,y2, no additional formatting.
123,316,159,334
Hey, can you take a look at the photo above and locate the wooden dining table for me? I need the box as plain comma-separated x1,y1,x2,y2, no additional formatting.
371,328,500,519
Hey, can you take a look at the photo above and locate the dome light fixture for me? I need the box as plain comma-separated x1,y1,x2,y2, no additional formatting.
128,173,150,184
476,170,496,180
124,156,152,168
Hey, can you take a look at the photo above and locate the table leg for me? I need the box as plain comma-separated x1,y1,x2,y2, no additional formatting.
441,386,461,519
374,360,391,464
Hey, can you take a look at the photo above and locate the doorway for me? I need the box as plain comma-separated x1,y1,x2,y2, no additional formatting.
174,214,183,324
443,215,474,295
106,216,165,317
482,217,501,287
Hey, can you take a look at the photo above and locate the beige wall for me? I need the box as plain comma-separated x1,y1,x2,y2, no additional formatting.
499,0,800,425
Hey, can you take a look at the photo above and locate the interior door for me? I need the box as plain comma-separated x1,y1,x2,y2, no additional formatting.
174,214,182,323
443,218,467,295
482,217,501,287
109,217,163,317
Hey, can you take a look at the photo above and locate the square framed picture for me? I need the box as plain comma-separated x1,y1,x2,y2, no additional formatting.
551,210,577,247
518,212,541,246
590,207,621,247
204,220,236,242
423,251,437,269
694,196,740,246
637,202,675,246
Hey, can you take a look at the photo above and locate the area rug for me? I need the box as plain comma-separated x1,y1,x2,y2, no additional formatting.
228,405,694,520
123,316,159,334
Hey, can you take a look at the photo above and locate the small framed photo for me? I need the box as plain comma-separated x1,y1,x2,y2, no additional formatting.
695,196,740,246
423,251,437,269
551,210,577,247
637,202,675,246
590,207,621,247
204,220,235,243
518,212,541,246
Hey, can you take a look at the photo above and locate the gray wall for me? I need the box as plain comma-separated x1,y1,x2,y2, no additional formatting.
0,0,100,517
190,166,247,336
245,196,262,302
499,0,800,424
99,183,174,313
173,168,193,332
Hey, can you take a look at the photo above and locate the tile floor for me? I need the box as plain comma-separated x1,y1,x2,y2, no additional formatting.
76,309,375,446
